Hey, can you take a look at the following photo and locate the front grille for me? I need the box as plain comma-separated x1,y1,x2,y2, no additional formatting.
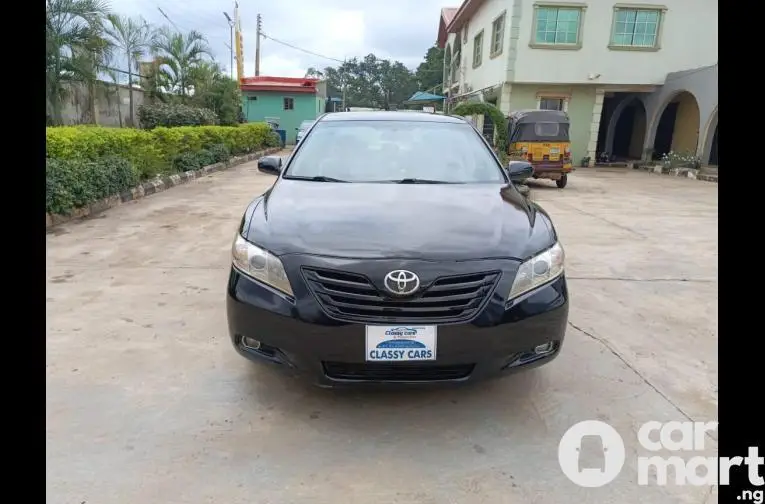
302,268,500,323
323,362,475,381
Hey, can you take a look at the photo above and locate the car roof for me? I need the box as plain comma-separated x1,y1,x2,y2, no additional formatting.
318,111,468,124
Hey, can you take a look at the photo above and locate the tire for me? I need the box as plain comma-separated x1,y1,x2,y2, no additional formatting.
556,174,568,188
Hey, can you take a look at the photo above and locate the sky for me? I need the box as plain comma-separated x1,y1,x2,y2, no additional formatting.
111,0,454,78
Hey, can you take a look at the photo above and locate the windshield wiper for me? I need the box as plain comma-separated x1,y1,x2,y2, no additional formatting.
389,178,453,184
284,175,349,182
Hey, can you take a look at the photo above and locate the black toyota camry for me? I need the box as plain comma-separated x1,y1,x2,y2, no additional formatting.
227,111,568,386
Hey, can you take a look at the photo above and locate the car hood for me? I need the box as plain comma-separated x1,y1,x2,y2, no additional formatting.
244,180,555,261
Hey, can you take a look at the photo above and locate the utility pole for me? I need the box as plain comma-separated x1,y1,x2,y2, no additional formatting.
234,1,244,82
223,12,234,80
341,58,347,111
255,14,262,76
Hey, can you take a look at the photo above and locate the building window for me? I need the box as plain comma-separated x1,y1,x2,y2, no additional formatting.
611,8,662,48
472,30,484,68
539,97,566,111
283,97,294,110
490,12,506,57
533,5,584,46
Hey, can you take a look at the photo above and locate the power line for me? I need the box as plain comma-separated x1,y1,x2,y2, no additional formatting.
156,7,182,32
260,32,345,64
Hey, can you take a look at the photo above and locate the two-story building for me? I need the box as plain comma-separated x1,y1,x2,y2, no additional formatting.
437,0,718,167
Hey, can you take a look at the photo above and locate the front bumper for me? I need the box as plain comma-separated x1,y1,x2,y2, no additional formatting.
226,262,569,386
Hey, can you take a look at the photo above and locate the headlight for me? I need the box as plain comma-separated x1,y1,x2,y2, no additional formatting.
232,234,294,296
507,242,565,301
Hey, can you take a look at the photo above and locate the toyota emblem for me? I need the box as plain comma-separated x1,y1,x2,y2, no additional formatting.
383,270,420,296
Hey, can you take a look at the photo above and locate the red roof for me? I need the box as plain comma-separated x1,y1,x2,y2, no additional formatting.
240,76,319,94
446,0,485,35
437,7,459,48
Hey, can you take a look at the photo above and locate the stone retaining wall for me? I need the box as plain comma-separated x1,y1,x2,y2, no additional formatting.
46,147,281,229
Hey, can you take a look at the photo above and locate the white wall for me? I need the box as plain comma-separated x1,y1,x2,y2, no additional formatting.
456,0,513,92
512,0,718,85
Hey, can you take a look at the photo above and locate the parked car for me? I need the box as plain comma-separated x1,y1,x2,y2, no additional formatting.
295,120,315,144
227,111,568,386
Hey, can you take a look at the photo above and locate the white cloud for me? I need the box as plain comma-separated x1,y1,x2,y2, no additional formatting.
241,8,366,77
108,0,446,78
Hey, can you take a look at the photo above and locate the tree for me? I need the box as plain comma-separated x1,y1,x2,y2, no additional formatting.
304,67,324,79
104,14,154,126
46,0,111,125
188,62,241,125
379,59,417,109
415,44,444,93
152,27,212,97
318,54,417,109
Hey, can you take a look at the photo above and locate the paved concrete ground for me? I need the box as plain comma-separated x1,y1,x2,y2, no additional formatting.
47,158,718,504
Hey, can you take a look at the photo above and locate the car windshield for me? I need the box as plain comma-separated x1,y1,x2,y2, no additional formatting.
298,121,314,131
284,120,506,183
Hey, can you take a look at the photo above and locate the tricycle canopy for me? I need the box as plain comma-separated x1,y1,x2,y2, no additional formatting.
506,109,570,144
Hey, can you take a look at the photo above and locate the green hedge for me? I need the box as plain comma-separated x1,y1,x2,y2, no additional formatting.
46,123,280,215
46,123,279,179
137,103,219,129
46,157,139,215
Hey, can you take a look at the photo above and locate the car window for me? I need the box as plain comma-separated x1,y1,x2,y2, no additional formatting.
284,120,506,183
299,121,314,130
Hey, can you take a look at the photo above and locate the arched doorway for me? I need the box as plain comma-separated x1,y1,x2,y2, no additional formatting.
612,98,647,160
701,108,718,167
652,91,700,159
709,124,718,165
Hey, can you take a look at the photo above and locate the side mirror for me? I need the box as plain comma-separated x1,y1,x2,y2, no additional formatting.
258,156,283,175
507,161,534,183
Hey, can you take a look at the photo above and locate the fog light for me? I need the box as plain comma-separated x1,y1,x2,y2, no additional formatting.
534,342,554,355
242,336,261,351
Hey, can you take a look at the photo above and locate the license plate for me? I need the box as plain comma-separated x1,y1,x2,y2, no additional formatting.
365,325,437,361
550,148,560,155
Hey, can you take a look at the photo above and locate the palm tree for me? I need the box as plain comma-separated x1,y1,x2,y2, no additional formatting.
152,27,212,98
104,14,154,127
188,62,241,125
187,60,223,96
46,0,111,125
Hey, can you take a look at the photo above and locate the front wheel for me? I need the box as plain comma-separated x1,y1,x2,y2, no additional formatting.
556,174,568,188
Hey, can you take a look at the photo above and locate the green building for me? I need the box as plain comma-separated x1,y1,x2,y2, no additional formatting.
240,76,326,144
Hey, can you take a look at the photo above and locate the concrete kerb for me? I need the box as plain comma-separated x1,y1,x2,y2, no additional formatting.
643,164,718,184
45,147,281,229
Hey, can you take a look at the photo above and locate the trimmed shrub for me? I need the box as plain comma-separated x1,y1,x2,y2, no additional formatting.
171,144,231,173
46,157,138,215
46,123,274,179
46,123,275,215
138,103,219,129
172,151,204,172
207,143,231,163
